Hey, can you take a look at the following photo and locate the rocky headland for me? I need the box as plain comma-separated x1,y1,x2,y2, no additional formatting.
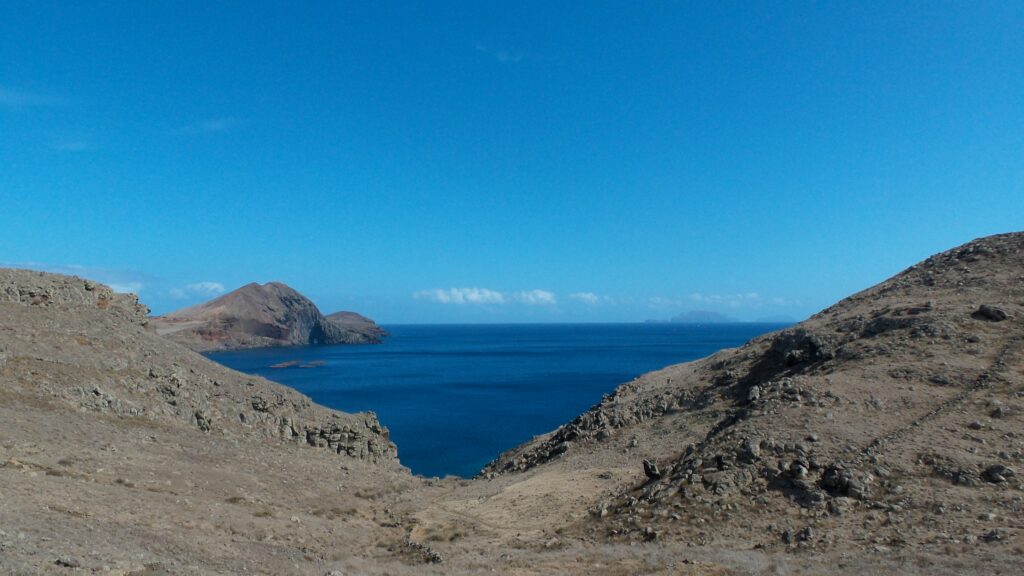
324,311,388,343
150,281,385,352
1,233,1022,575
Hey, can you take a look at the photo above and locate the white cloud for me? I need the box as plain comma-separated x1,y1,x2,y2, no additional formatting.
514,289,557,306
647,296,680,308
414,287,506,305
569,292,601,305
185,281,225,295
108,282,143,294
648,292,772,309
169,281,226,300
688,292,762,308
413,287,560,306
643,291,794,309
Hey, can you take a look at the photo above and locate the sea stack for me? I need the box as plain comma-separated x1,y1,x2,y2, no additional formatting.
323,310,389,343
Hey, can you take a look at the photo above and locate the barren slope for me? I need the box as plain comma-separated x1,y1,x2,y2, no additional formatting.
0,270,412,574
478,232,1023,561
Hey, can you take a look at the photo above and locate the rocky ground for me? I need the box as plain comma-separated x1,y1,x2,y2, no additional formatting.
2,233,1023,574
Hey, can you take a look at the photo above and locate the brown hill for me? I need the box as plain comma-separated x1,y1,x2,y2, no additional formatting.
478,232,1023,561
0,269,403,573
151,281,384,351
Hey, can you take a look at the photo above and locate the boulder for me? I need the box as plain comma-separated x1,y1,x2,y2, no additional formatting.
972,305,1008,322
643,459,661,480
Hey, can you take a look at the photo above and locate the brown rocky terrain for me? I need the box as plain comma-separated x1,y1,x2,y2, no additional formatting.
324,311,388,343
478,232,1023,565
1,233,1023,575
151,282,385,352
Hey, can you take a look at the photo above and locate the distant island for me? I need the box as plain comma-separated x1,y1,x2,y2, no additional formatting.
151,281,386,352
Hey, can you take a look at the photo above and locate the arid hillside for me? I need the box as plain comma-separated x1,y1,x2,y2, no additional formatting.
479,232,1023,565
1,233,1022,575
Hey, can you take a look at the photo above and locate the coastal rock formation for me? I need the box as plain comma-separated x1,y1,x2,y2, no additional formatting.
482,232,1023,559
151,281,384,351
324,310,389,343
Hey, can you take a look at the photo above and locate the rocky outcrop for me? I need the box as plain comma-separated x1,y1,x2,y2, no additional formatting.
1,269,150,323
323,311,388,344
151,281,384,352
0,269,398,464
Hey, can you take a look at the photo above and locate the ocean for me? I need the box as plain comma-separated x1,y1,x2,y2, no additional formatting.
207,323,787,478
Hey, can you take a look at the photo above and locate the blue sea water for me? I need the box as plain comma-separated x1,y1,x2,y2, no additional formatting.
207,323,786,478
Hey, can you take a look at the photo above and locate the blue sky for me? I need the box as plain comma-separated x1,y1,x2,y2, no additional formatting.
1,2,1022,322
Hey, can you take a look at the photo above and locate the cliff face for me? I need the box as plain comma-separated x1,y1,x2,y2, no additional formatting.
151,282,384,352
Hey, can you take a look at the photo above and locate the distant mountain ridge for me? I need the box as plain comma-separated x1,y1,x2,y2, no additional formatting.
151,281,384,352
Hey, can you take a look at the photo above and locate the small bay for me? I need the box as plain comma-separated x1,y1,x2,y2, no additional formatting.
207,323,787,478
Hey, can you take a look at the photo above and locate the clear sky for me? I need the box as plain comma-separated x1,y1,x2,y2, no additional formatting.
1,2,1022,322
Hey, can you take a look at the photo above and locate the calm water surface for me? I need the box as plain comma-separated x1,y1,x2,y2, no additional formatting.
207,323,786,478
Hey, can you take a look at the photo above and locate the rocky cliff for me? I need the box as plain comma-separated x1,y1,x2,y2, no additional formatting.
151,281,384,352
